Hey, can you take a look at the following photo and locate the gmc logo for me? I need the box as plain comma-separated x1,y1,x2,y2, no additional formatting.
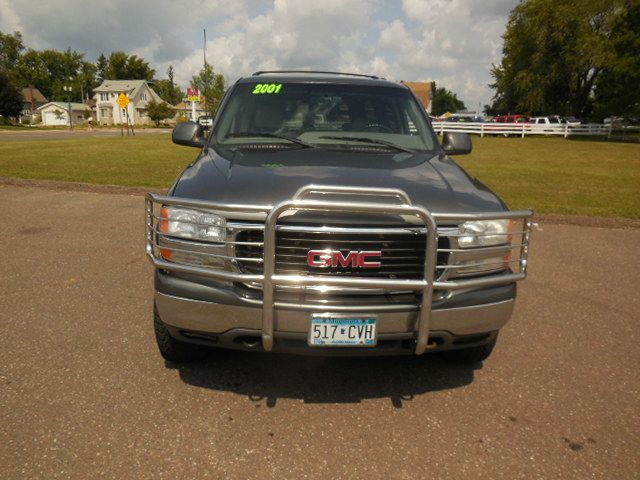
307,250,382,268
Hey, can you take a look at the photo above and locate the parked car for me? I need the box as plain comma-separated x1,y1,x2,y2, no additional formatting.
487,114,530,136
563,116,582,126
446,114,486,123
530,116,561,126
530,116,563,132
146,71,533,363
492,114,529,123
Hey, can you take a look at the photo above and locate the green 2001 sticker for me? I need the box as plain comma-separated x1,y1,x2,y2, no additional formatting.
252,83,283,94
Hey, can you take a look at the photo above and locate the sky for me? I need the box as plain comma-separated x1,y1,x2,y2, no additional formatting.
0,0,518,110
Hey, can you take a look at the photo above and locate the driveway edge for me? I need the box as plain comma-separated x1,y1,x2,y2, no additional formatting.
2,176,638,229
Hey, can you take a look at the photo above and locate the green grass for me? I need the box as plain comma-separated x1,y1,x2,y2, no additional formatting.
0,134,638,218
0,136,193,188
457,137,640,218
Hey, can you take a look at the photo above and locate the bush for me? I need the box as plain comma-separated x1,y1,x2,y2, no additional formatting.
146,99,175,127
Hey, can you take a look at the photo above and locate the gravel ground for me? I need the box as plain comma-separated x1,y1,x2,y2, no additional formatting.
1,185,639,479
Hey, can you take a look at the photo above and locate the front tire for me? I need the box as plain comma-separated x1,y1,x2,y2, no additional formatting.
154,304,207,362
440,335,498,364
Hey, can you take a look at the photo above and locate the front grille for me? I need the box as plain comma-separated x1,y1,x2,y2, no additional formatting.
235,228,449,279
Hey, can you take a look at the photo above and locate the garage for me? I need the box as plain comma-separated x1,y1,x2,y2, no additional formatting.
37,102,89,127
42,111,67,126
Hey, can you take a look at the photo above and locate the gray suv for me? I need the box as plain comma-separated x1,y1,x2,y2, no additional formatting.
146,71,533,363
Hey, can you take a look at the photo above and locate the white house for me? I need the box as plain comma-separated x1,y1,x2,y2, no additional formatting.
37,102,88,126
93,80,164,126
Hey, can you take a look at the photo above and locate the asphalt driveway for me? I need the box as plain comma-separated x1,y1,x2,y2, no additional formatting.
1,185,638,479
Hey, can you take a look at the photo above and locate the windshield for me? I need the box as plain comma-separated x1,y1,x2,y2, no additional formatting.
213,82,437,152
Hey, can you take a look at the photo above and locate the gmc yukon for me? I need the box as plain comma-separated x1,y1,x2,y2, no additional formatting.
145,71,533,364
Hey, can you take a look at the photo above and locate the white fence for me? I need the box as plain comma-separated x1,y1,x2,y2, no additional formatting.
433,121,616,138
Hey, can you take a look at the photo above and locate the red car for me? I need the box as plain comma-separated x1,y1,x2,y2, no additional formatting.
492,114,529,123
487,114,530,136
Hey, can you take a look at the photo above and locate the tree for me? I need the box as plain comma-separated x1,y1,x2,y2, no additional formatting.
146,99,174,126
0,71,23,120
430,81,466,116
592,1,640,121
490,0,630,118
153,65,183,104
0,31,24,77
190,63,226,117
105,51,154,80
96,53,108,82
14,47,96,101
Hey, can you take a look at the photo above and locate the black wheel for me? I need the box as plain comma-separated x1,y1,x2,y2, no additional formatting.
440,335,498,364
153,304,207,362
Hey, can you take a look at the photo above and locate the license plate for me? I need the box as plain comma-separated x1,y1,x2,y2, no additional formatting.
308,314,377,347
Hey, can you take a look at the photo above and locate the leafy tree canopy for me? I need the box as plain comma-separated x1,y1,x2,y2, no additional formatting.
14,47,96,102
490,0,637,119
153,66,183,105
592,1,640,121
146,99,174,126
430,81,466,116
0,70,24,119
190,63,226,116
0,31,24,77
103,51,155,81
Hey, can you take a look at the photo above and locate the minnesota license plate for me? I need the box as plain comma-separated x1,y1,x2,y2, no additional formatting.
308,314,377,347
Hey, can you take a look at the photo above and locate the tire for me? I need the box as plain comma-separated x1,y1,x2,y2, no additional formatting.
440,335,498,364
153,304,207,362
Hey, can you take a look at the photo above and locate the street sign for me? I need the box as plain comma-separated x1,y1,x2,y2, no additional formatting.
117,92,130,109
187,88,200,102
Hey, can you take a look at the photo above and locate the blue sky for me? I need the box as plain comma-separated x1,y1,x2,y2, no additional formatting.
0,0,518,109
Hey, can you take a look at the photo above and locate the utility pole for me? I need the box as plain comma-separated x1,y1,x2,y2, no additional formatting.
203,28,211,118
63,83,73,130
203,28,207,67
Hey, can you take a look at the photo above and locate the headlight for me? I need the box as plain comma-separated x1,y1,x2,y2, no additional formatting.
457,219,512,248
160,206,226,243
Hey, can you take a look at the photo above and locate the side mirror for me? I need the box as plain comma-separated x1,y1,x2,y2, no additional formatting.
172,121,205,148
442,132,472,155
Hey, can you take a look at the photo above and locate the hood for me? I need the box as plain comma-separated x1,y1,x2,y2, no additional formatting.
171,146,506,221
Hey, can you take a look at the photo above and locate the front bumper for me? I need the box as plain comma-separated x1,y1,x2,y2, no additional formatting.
154,286,514,356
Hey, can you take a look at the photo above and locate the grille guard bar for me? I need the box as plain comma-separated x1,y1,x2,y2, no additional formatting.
145,184,533,355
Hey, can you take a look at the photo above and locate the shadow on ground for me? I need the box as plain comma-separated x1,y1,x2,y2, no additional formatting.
167,350,480,408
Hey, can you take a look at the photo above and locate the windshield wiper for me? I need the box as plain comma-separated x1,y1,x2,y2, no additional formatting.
318,135,415,153
225,132,316,149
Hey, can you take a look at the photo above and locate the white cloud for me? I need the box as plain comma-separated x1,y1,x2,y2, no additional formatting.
1,0,518,108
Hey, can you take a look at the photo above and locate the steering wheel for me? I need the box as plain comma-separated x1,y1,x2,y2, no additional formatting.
362,123,394,133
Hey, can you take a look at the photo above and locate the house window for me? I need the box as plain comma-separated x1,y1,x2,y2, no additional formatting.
100,108,109,117
100,93,109,101
140,93,147,101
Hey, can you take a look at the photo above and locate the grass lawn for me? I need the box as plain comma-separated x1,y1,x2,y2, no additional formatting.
0,136,193,189
456,137,640,218
0,134,638,218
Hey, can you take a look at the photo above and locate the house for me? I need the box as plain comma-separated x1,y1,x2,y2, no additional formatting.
37,102,88,126
93,79,164,126
21,87,48,121
174,101,207,122
401,81,433,114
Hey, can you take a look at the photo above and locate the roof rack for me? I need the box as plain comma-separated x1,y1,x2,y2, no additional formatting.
251,70,383,80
